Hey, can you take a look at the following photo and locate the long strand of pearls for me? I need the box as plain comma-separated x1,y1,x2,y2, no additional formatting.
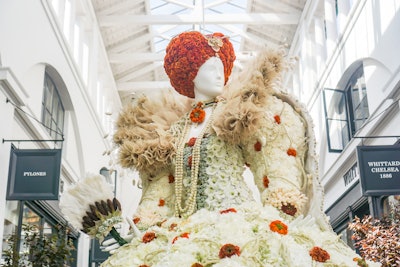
174,118,190,217
174,103,216,217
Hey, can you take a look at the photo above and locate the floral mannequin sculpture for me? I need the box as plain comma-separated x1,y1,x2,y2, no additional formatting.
61,31,379,266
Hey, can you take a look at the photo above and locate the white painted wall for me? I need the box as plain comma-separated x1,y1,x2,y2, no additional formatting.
0,0,129,265
288,0,400,212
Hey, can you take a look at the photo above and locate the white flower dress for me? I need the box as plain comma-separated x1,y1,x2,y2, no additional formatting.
103,51,379,267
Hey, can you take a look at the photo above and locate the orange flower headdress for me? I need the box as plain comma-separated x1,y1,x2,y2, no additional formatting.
164,31,236,98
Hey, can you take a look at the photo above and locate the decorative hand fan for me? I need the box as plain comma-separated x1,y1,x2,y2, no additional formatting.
60,174,127,245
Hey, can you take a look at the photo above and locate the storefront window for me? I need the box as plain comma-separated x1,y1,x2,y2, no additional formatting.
1,201,20,264
43,221,54,236
1,202,76,266
337,223,354,250
22,205,41,228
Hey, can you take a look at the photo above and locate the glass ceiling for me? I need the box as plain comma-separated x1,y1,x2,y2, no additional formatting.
150,0,248,54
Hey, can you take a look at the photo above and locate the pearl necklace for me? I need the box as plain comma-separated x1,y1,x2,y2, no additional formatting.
174,102,217,217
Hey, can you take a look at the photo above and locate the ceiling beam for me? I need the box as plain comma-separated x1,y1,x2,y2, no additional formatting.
253,0,302,13
117,61,163,82
98,13,300,27
110,52,165,63
163,0,194,9
218,24,281,50
108,31,153,53
117,81,172,91
97,0,145,16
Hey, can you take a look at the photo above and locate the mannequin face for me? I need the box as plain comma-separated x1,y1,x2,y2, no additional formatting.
193,57,224,101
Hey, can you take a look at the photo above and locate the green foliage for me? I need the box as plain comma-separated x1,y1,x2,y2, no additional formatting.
1,224,75,267
1,229,22,267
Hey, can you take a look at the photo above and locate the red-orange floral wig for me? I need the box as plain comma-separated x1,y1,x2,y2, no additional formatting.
164,31,236,98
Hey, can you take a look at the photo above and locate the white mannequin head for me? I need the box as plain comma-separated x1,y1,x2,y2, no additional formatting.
193,57,225,101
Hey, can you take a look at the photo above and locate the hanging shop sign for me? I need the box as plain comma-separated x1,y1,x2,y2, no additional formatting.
7,149,62,200
357,145,400,196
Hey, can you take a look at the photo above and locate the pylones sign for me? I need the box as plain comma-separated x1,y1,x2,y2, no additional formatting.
7,149,62,200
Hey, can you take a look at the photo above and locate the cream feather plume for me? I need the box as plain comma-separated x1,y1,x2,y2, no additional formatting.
60,174,126,244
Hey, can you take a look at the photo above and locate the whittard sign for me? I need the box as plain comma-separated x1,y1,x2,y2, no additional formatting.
357,145,400,196
7,149,62,200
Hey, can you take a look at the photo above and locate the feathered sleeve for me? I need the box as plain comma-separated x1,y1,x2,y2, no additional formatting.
113,90,191,230
213,49,330,229
213,49,286,143
114,91,190,175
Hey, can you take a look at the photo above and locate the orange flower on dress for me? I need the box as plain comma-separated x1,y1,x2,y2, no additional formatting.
269,220,288,235
133,217,140,224
158,199,165,207
172,232,190,244
187,137,197,147
139,265,149,267
309,246,330,262
168,174,175,183
254,141,262,151
220,208,237,214
219,243,241,258
190,103,206,123
188,155,192,167
287,147,297,157
274,115,281,124
142,232,156,243
263,176,269,188
191,263,204,267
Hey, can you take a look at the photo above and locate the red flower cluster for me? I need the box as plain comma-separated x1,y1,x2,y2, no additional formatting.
172,232,190,244
263,175,269,188
191,263,204,267
287,147,297,157
164,31,235,98
309,246,330,262
219,243,241,258
142,232,156,243
168,174,175,183
133,217,140,224
254,141,262,151
158,199,165,207
188,155,192,167
281,203,297,216
274,115,281,124
190,103,206,123
220,208,237,214
187,137,197,147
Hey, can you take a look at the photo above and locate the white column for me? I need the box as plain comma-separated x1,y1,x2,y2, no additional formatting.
0,91,17,252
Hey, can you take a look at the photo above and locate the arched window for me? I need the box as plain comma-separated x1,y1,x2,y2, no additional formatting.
41,73,65,141
323,63,370,152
